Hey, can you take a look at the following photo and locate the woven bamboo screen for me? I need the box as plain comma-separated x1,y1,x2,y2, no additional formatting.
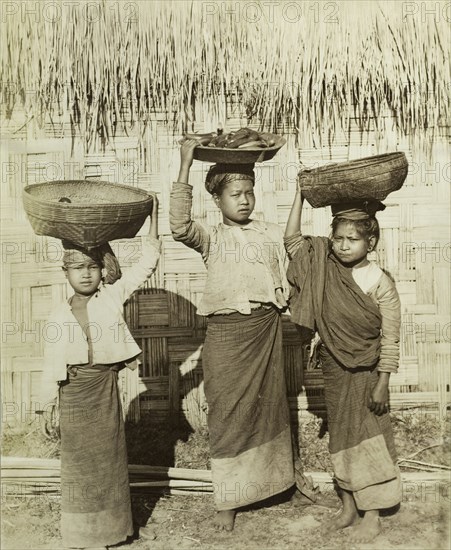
1,105,449,427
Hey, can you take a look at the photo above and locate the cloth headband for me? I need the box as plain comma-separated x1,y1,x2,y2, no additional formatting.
205,163,255,195
62,241,122,284
331,199,386,220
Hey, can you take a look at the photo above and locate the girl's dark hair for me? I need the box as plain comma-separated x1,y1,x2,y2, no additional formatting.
331,216,380,247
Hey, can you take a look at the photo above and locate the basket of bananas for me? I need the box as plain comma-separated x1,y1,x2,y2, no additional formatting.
188,127,286,164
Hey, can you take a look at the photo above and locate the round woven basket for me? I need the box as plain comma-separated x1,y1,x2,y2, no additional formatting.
193,136,286,164
22,180,152,249
299,152,408,208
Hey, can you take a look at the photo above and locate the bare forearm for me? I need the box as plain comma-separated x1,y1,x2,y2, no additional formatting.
147,193,159,240
177,161,193,185
149,207,158,239
377,371,391,386
285,189,304,237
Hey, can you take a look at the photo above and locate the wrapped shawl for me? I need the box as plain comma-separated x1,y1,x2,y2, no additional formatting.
286,236,382,368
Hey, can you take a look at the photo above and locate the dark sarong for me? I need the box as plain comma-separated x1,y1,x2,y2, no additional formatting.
320,346,401,510
59,364,133,548
202,307,295,511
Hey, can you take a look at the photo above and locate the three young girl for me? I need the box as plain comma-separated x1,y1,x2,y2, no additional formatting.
170,138,295,531
285,187,401,542
41,196,160,549
42,139,401,546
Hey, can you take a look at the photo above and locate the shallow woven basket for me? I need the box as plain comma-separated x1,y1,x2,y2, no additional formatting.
22,180,152,249
299,152,408,208
193,136,286,164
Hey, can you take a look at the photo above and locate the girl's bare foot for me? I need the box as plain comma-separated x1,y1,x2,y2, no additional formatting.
214,510,236,531
321,489,358,533
349,510,381,542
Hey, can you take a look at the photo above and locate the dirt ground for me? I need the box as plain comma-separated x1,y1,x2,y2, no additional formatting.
2,415,450,550
2,490,450,550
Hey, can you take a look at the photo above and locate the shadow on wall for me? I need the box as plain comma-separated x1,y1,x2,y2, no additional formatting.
123,287,207,429
122,288,207,532
123,288,329,527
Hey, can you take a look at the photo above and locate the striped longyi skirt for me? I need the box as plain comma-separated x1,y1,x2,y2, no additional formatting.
319,345,401,510
59,364,133,548
202,307,295,511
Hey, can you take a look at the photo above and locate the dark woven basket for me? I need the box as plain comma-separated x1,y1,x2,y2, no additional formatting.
299,152,408,208
193,136,286,164
22,180,152,249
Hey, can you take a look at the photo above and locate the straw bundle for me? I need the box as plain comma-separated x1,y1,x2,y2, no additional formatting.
2,457,449,498
1,1,448,151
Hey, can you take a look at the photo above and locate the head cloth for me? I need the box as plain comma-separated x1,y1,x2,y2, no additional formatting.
205,163,255,195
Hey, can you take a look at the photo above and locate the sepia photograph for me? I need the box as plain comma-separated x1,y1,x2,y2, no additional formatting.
1,1,450,549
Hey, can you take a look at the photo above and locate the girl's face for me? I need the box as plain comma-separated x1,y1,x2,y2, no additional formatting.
64,260,103,296
331,221,375,268
214,179,256,226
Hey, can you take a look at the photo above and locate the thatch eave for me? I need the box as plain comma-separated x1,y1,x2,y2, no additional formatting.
1,1,449,151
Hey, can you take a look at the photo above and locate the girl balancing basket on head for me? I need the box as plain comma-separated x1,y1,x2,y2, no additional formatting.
284,186,402,544
170,138,295,531
37,195,160,550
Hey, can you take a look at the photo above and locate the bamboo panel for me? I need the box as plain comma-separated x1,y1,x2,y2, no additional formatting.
417,342,448,392
396,283,416,305
1,358,14,405
132,328,194,339
167,342,203,364
26,150,67,188
163,240,205,274
168,361,180,421
401,313,418,356
434,267,450,316
283,345,303,396
2,111,449,426
30,286,53,358
167,278,196,328
1,260,12,322
395,357,419,387
140,401,169,413
293,391,448,412
11,357,45,373
137,293,168,327
10,264,66,289
118,365,141,422
437,353,450,422
180,362,206,429
1,118,28,140
414,315,449,343
416,261,435,305
146,337,168,378
84,154,123,182
10,287,30,337
138,376,169,398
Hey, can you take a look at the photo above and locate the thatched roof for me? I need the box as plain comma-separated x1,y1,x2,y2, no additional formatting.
1,0,449,151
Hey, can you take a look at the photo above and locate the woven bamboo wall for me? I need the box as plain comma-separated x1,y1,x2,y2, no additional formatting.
1,105,450,427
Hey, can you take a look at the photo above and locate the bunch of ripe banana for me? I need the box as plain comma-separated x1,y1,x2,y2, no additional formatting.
184,127,277,149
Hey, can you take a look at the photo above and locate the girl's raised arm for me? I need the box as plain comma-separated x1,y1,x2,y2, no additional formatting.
148,192,159,240
170,139,211,259
284,188,304,237
177,138,198,184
